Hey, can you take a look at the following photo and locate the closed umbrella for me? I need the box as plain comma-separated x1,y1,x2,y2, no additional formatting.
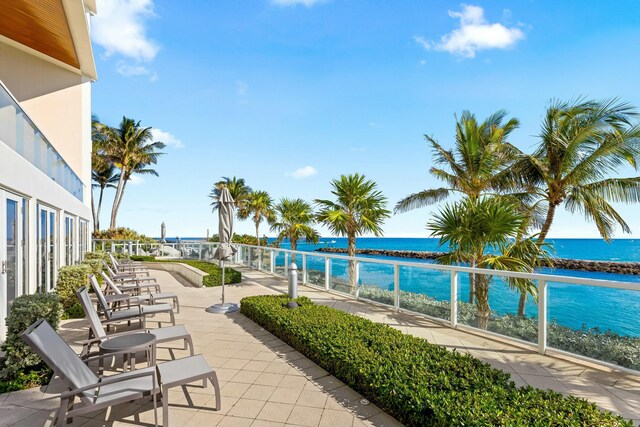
206,187,239,313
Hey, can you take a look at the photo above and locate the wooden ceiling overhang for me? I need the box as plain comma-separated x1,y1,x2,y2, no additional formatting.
0,0,97,79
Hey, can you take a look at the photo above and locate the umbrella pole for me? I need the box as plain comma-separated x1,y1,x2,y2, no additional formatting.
221,260,225,305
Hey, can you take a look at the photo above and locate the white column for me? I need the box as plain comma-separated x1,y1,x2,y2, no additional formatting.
393,264,400,312
450,270,458,328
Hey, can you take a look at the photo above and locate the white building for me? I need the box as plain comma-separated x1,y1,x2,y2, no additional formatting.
0,0,97,336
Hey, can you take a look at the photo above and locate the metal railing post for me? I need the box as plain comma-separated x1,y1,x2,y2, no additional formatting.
393,264,400,312
354,261,360,300
136,240,140,255
284,253,288,275
302,254,307,284
538,279,548,354
450,271,458,328
324,258,331,291
270,250,275,274
258,248,263,271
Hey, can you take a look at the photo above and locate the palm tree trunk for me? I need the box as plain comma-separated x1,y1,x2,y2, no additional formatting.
111,176,129,229
291,239,297,264
91,189,97,232
255,221,260,247
110,169,126,229
518,292,526,317
475,274,491,329
537,202,558,245
347,232,356,293
96,185,105,232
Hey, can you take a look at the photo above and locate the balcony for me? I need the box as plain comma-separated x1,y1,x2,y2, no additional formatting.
0,81,83,201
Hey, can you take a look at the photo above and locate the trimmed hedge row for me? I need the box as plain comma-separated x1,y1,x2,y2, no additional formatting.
240,295,632,427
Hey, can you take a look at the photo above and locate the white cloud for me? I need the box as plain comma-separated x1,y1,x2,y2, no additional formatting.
129,175,145,185
415,4,525,58
271,0,327,6
151,128,184,149
93,0,160,77
289,166,318,179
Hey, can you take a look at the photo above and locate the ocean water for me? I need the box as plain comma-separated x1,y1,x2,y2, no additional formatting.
270,238,640,338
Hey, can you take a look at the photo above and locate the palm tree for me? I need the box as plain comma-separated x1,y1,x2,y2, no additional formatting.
395,110,520,213
315,174,391,292
428,196,528,329
91,165,119,232
104,117,165,229
209,176,252,218
271,198,320,262
238,190,275,246
514,98,640,244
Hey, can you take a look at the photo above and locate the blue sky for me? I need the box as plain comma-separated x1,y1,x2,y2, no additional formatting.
90,0,640,239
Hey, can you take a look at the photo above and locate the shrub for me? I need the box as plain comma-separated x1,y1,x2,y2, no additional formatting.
62,303,85,320
209,233,268,246
84,251,107,261
81,259,103,276
92,227,154,243
130,255,156,262
240,295,631,427
154,259,241,287
55,264,91,309
0,292,62,386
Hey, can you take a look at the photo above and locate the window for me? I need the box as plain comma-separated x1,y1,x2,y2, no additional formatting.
65,216,75,265
78,219,88,261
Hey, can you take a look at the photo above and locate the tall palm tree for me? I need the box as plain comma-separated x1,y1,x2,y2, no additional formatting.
428,196,528,329
315,174,391,292
104,117,165,228
395,110,520,213
91,165,119,232
514,98,640,244
271,198,320,262
209,176,252,218
238,190,275,246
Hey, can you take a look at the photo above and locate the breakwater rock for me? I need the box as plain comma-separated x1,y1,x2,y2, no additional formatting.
315,248,640,276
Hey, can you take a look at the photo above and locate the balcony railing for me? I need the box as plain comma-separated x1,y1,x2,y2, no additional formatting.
94,239,640,374
0,81,83,201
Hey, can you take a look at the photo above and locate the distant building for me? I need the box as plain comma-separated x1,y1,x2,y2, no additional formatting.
0,0,97,336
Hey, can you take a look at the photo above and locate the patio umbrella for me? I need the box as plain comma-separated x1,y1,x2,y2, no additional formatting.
206,187,239,313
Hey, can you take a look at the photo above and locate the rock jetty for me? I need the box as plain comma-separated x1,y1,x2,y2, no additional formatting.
315,248,640,275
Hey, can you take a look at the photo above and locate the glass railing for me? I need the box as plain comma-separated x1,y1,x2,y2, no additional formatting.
0,81,83,201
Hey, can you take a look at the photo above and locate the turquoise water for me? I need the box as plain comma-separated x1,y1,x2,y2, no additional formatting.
270,238,640,337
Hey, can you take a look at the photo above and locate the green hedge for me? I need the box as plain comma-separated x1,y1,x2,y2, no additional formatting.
55,264,91,310
0,293,62,392
150,259,241,287
130,255,157,262
84,251,108,261
240,295,631,427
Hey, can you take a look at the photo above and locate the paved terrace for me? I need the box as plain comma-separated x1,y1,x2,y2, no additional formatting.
2,265,640,426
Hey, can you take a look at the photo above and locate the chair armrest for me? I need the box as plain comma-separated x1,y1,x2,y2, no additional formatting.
60,370,156,400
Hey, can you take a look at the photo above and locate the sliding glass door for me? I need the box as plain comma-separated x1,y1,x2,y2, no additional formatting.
1,191,25,337
37,204,57,292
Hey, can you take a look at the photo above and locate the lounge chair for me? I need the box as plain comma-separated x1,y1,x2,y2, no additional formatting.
101,271,180,313
103,262,161,293
90,275,175,329
110,253,150,275
22,319,220,427
77,286,192,360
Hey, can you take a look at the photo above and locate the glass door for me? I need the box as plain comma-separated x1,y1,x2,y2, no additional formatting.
1,191,23,337
37,204,57,292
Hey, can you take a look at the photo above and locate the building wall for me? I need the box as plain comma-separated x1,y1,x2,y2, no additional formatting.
0,41,90,194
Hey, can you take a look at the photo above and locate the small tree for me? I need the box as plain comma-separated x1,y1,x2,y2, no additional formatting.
315,174,390,292
271,198,320,263
428,196,527,329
